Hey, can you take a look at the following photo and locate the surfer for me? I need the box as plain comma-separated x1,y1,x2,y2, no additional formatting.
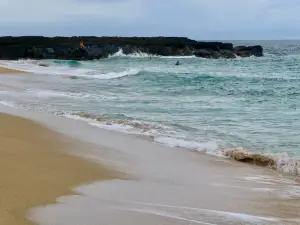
175,61,180,66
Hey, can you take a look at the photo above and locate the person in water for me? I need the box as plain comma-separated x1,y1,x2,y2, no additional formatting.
175,61,180,66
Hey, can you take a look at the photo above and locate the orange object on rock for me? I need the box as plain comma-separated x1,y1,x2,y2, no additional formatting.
80,41,85,48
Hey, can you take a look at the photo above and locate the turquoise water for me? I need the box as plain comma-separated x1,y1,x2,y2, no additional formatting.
0,40,300,156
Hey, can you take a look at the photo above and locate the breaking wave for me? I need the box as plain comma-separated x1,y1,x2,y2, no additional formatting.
1,96,299,178
73,68,141,80
223,147,300,176
0,59,141,80
59,111,300,177
61,112,166,134
0,100,17,107
109,48,197,59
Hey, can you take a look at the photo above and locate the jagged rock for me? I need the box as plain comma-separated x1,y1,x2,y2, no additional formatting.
221,43,234,50
122,45,137,55
85,46,106,59
0,36,263,60
195,49,214,58
233,46,247,52
234,45,263,57
0,45,26,59
46,48,54,54
219,50,237,59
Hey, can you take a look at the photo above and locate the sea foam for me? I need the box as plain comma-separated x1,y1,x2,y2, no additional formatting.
109,48,196,59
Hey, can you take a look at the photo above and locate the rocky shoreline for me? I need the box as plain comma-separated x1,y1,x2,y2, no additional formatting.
0,36,263,60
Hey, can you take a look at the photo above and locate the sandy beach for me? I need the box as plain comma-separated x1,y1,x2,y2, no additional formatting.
0,67,29,74
0,106,298,224
0,113,119,225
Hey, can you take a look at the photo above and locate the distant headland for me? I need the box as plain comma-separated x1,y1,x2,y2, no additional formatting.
0,36,263,60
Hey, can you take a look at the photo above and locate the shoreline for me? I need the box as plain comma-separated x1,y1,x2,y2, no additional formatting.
0,36,263,60
0,106,299,225
0,67,30,74
0,112,120,225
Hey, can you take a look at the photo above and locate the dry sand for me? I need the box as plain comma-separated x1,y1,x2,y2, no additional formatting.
0,113,119,225
0,67,29,74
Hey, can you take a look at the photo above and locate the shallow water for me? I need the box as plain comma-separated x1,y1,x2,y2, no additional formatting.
1,106,299,225
0,40,300,159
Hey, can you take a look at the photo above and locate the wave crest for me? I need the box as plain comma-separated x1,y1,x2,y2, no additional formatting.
0,59,141,80
67,112,164,133
223,147,300,176
66,112,300,177
109,48,196,59
61,111,300,177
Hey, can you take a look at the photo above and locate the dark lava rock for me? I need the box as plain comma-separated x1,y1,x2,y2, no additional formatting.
0,36,263,60
219,50,237,59
234,45,263,57
195,49,215,58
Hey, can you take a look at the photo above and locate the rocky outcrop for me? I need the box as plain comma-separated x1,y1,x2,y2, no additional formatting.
234,45,263,57
0,36,263,60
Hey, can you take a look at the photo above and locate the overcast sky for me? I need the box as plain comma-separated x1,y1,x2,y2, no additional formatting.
0,0,299,39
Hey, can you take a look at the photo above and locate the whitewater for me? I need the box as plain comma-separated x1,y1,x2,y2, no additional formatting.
0,40,300,175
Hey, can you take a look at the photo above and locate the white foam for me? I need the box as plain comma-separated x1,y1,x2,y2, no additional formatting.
109,49,152,58
62,113,162,137
275,152,300,175
119,208,217,225
75,68,141,79
0,100,16,107
39,91,92,99
0,60,140,80
69,186,280,224
224,147,300,176
61,112,223,157
90,122,133,132
109,48,196,59
160,55,197,59
154,136,218,153
109,200,279,223
62,113,140,134
243,175,298,185
30,179,281,225
276,185,300,199
0,60,93,76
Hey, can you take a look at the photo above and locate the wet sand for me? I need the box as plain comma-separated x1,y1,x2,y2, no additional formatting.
0,113,119,225
0,67,29,74
0,106,299,225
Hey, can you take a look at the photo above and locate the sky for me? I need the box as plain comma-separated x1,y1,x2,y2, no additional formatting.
0,0,299,40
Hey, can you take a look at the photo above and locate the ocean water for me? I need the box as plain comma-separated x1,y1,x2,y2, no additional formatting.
0,40,300,160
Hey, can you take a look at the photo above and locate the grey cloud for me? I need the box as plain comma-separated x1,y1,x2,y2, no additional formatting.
0,0,299,39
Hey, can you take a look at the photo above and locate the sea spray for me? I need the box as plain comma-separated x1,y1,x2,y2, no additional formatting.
223,147,300,176
109,48,197,59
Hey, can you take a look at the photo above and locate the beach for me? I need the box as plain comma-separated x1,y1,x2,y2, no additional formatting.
0,105,298,225
0,41,300,224
0,112,118,225
0,67,30,74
